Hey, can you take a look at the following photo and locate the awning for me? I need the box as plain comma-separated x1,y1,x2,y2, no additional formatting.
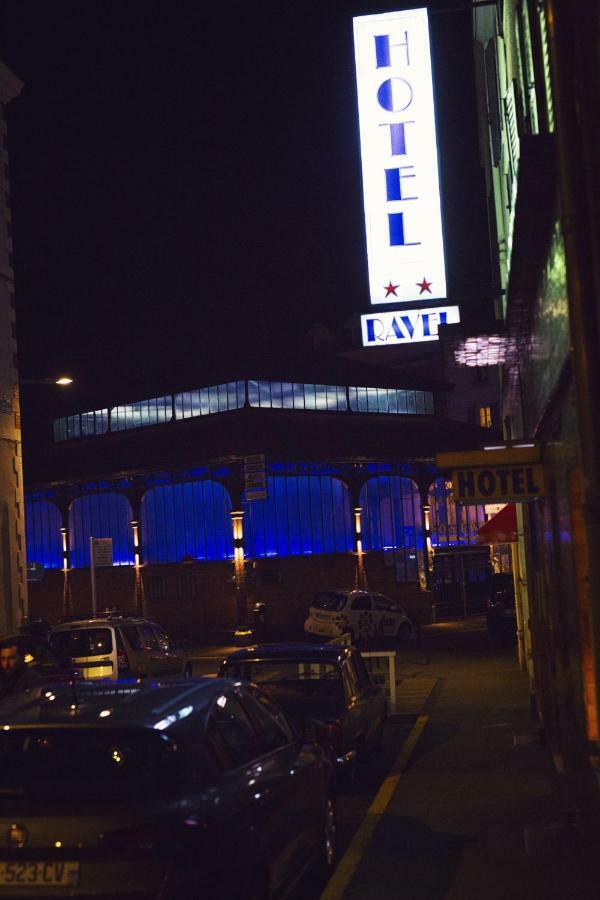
476,503,517,544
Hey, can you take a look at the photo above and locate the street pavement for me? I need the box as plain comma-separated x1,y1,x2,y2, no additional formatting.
189,621,600,898
327,622,600,900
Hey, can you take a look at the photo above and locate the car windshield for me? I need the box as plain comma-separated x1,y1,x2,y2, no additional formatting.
222,660,345,719
0,728,180,798
50,628,113,658
313,592,347,612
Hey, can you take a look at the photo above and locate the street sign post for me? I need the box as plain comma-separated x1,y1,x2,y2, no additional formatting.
90,537,113,615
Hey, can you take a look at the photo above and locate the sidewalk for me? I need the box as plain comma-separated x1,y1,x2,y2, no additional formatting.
330,636,600,900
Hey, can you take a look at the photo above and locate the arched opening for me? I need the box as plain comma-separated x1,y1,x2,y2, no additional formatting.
359,476,423,580
141,480,233,563
25,500,63,568
69,493,134,567
244,476,353,558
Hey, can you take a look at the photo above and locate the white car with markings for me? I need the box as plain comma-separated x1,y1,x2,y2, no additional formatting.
304,589,413,643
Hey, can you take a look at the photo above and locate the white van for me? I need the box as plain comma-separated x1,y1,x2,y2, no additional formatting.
304,589,413,643
50,615,191,680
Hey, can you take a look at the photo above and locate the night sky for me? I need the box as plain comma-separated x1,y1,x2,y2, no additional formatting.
1,1,491,410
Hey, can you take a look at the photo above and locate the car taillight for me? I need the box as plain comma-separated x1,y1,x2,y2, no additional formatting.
117,649,129,670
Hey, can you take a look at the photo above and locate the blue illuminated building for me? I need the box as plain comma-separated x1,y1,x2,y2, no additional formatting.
24,362,495,638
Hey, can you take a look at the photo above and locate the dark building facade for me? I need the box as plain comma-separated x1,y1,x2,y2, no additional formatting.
467,0,600,826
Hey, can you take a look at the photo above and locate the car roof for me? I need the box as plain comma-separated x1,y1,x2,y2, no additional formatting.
0,678,238,732
51,616,153,631
222,642,352,665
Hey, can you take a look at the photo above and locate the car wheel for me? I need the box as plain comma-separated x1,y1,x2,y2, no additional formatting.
396,622,411,642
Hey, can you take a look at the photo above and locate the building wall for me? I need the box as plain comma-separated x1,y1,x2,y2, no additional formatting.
0,63,26,634
27,550,427,645
472,0,600,820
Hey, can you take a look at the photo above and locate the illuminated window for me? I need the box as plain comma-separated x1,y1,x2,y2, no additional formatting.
111,397,172,432
67,415,81,439
248,381,347,413
348,388,433,415
81,409,109,437
53,418,68,442
174,382,245,419
479,406,493,428
54,380,435,442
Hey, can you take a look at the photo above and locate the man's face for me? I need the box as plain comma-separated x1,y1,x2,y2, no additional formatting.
0,646,20,672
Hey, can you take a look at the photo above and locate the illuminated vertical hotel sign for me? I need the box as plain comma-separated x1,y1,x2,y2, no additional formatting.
353,9,459,347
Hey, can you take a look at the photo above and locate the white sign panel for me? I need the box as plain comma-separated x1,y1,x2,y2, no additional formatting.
353,8,447,305
90,537,113,568
361,305,460,347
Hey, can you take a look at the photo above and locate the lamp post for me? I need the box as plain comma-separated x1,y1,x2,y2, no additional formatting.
20,375,73,387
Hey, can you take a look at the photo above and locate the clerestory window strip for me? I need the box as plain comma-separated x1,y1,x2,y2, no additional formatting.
53,381,434,441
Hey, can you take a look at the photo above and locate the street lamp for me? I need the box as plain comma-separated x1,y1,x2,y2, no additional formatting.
20,375,74,387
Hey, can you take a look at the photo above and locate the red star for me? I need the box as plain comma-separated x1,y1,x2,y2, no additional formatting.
384,281,400,297
416,277,433,294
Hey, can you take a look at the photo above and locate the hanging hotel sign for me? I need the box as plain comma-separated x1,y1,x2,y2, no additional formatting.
436,447,546,505
362,304,460,346
353,8,447,308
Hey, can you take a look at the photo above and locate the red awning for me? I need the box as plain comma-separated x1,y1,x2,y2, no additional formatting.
476,503,518,544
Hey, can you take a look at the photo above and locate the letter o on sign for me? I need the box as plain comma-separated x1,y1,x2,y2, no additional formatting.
477,469,496,497
377,77,414,112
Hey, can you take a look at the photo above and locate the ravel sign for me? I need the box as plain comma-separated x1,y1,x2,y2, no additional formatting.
436,447,546,506
354,8,455,348
362,304,460,347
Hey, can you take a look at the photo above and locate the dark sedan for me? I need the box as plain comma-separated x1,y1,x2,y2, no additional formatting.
0,677,335,899
219,643,387,781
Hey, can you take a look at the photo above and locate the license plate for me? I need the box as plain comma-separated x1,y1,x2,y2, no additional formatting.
0,861,79,887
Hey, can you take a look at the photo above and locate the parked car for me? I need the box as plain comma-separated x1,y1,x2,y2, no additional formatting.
0,677,335,898
486,573,517,638
219,643,387,780
304,589,413,643
49,615,192,681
